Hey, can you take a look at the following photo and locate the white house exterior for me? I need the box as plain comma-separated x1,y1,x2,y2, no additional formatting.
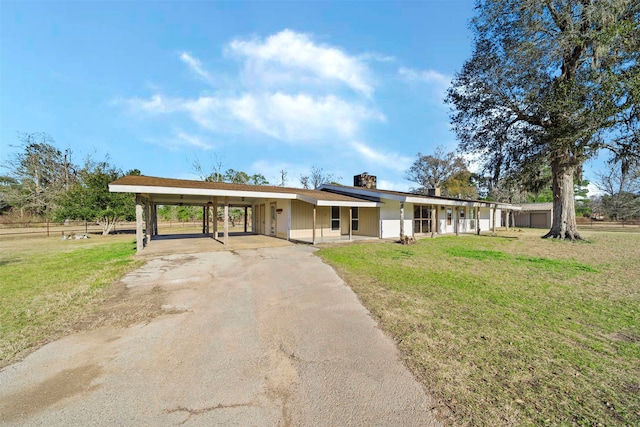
109,174,520,252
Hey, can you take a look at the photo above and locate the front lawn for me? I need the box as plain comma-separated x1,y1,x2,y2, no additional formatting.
318,229,640,426
0,235,143,367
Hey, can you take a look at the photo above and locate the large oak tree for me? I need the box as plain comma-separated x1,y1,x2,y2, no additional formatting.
447,0,639,239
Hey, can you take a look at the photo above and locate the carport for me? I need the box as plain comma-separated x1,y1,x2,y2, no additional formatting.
109,175,381,253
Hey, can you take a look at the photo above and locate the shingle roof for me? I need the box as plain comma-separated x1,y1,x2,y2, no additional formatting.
517,202,553,211
109,175,373,203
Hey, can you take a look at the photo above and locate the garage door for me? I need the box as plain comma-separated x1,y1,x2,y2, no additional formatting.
530,213,548,228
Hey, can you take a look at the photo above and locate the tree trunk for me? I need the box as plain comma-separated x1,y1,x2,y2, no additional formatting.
543,155,581,240
102,217,115,236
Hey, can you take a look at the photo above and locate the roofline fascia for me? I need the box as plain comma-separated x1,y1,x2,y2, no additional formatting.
320,184,521,210
109,184,298,200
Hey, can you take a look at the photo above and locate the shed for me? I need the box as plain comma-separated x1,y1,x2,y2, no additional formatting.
513,203,553,228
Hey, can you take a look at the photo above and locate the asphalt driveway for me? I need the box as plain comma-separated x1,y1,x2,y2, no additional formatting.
0,245,440,426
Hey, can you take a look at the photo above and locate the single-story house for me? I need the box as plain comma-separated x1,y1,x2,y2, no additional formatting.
109,173,520,252
513,203,553,229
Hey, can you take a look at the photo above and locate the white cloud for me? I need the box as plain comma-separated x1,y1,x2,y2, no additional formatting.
121,29,388,150
398,67,452,100
350,141,411,172
144,129,214,151
125,94,181,114
126,92,384,143
377,179,411,192
229,29,373,96
180,52,215,85
173,130,214,150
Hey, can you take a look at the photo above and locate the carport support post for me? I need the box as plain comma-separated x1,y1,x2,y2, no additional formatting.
145,200,151,244
506,209,510,231
399,202,405,238
202,206,206,234
152,204,158,236
135,195,144,252
312,205,317,244
476,207,480,235
223,198,229,245
492,206,497,233
244,207,248,233
213,197,218,239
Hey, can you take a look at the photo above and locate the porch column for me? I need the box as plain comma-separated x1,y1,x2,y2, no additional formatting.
434,206,439,236
136,195,144,253
506,209,510,230
399,202,405,238
202,206,206,234
455,207,459,236
145,200,151,244
152,204,158,236
244,206,248,233
431,206,436,237
312,205,317,245
476,207,480,235
213,197,218,239
349,207,352,241
223,198,229,245
492,206,497,233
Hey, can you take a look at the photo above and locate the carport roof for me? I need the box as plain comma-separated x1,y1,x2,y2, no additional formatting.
109,175,381,207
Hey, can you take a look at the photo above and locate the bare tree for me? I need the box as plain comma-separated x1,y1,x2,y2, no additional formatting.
191,153,224,182
278,169,288,187
2,132,76,219
406,146,472,196
596,161,640,220
300,166,341,189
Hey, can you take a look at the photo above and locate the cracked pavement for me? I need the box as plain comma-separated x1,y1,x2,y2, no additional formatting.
0,245,441,426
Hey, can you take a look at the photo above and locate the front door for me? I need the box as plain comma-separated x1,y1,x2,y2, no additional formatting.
270,203,276,236
258,204,266,235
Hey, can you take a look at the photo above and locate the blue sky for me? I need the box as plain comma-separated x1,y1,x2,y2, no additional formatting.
0,1,604,191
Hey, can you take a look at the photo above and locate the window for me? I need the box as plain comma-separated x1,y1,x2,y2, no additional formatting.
446,209,452,225
459,208,465,219
351,207,359,231
413,204,432,234
331,206,340,230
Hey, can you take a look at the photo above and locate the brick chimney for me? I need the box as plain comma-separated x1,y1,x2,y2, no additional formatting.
354,172,377,189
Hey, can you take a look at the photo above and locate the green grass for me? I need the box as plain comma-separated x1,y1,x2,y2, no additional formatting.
318,230,640,426
0,236,143,367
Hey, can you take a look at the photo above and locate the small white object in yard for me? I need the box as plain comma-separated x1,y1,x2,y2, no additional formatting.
62,233,89,240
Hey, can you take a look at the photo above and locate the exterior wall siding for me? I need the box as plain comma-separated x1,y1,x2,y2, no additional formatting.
289,201,340,240
379,201,412,239
356,207,380,237
276,200,289,239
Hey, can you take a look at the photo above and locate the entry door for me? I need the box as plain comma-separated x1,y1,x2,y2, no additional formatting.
270,203,277,236
259,204,266,235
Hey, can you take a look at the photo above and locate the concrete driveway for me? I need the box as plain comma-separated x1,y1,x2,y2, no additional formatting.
0,245,440,426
